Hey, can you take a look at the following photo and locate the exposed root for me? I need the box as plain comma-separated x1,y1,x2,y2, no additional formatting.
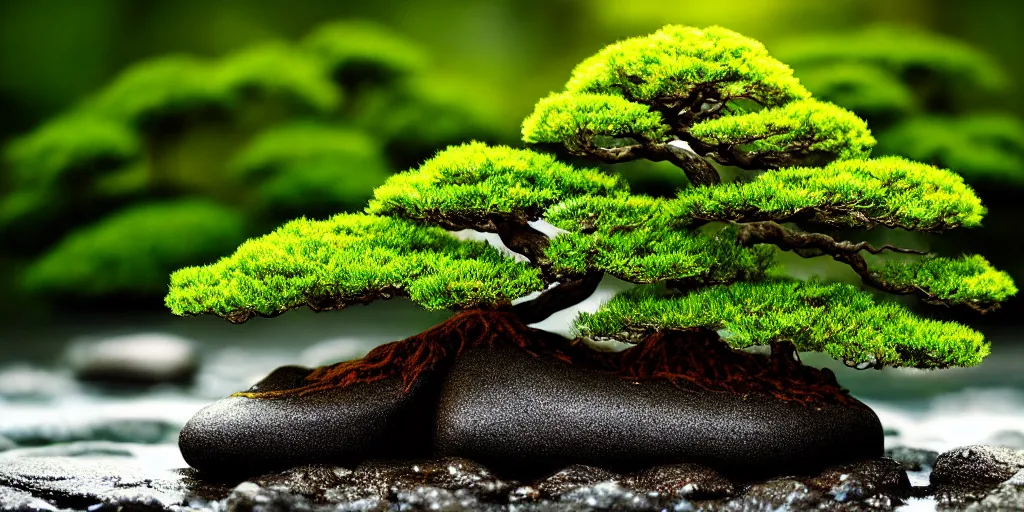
238,309,581,398
238,310,857,407
615,329,858,407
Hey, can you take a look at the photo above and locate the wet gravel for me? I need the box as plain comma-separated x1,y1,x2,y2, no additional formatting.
1,443,1023,511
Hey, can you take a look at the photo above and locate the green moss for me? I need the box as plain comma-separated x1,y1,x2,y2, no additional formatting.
544,194,667,233
302,19,427,81
566,25,809,107
793,62,916,121
4,115,140,187
676,156,986,230
546,224,776,285
874,254,1017,308
689,99,875,163
165,213,544,319
576,280,989,368
521,92,668,149
233,122,383,178
877,115,1024,184
23,200,247,297
233,123,390,216
91,162,151,198
369,142,626,227
778,24,1007,94
337,73,501,172
216,42,339,114
85,55,228,124
0,189,53,230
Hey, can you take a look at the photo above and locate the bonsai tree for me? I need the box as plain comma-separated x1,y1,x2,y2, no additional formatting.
0,20,496,305
168,25,1016,479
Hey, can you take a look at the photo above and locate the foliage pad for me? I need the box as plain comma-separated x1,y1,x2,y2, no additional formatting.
576,281,989,368
166,214,544,322
369,142,626,229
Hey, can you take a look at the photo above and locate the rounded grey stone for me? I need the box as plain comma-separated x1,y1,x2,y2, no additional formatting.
932,445,1024,488
67,333,199,386
435,344,883,479
178,370,438,475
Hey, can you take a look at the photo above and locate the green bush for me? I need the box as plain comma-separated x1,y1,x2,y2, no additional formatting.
1,20,499,305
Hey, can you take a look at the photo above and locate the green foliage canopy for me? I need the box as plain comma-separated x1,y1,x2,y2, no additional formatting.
232,122,391,215
166,213,543,323
576,281,989,368
778,24,1024,184
522,25,873,177
2,19,496,303
164,24,1016,370
877,116,1024,184
25,200,247,297
368,142,626,230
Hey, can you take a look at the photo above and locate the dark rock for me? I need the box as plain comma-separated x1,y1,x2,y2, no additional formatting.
179,373,440,476
721,479,827,510
967,469,1024,511
338,457,515,502
223,481,315,512
932,445,1024,488
389,486,491,512
67,333,199,386
435,344,883,479
0,453,927,512
250,464,353,500
626,463,734,500
708,458,910,511
806,458,910,502
532,465,621,498
885,446,939,471
556,482,661,511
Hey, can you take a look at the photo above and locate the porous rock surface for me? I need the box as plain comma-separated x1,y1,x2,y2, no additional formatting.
930,444,1024,509
0,447,914,512
182,343,883,479
5,444,1024,511
179,366,440,475
885,446,939,471
435,344,883,479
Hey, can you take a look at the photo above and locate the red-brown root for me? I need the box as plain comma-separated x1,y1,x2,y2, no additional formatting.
238,310,855,407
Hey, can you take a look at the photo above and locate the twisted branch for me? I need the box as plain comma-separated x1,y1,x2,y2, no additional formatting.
589,143,721,187
733,221,986,310
513,272,604,324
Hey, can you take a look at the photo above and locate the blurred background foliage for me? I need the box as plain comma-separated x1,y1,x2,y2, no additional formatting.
0,0,1021,325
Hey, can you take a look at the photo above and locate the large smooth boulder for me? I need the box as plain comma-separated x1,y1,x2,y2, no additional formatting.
434,343,883,479
178,365,440,475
